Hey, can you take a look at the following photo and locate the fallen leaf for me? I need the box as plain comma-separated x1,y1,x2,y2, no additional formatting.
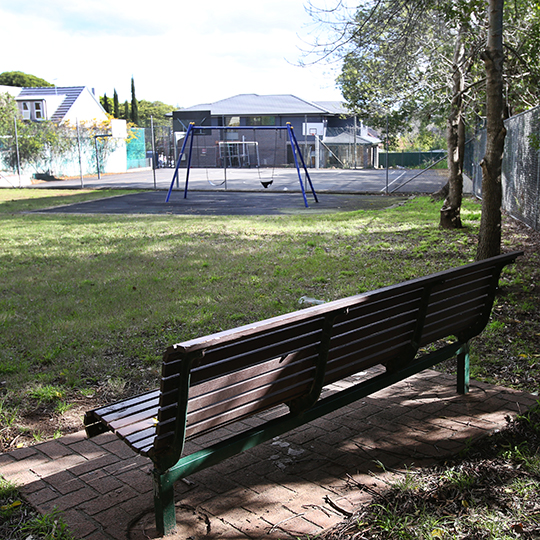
1,500,22,510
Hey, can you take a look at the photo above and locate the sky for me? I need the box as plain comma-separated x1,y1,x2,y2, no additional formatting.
1,0,354,108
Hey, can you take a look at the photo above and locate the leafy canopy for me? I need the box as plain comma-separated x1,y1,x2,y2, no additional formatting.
0,71,53,88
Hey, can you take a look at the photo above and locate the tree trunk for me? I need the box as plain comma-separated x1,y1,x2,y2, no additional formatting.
477,0,506,260
440,26,466,229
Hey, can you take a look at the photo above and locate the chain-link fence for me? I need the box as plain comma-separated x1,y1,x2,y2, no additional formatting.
144,125,176,168
464,105,540,232
0,123,150,180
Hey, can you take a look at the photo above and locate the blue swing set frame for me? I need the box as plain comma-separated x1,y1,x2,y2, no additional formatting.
166,122,319,208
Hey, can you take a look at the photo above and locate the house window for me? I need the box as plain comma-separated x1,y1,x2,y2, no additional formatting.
225,116,240,127
22,102,31,120
247,116,276,126
34,102,44,120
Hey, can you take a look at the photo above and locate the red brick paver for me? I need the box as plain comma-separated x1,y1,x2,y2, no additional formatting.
1,371,537,539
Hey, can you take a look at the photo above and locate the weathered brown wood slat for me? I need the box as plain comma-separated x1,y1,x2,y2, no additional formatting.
89,390,160,417
189,328,324,383
158,350,317,407
184,380,310,437
163,316,326,368
187,360,316,413
116,417,155,438
157,360,316,426
83,390,160,438
159,328,323,393
108,407,158,431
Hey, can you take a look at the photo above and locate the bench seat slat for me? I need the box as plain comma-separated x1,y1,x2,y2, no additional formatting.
124,427,157,453
109,407,158,431
116,417,155,438
90,390,159,419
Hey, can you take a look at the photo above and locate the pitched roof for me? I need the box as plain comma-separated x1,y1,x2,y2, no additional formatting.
182,94,347,116
313,101,350,115
323,130,381,146
16,86,102,122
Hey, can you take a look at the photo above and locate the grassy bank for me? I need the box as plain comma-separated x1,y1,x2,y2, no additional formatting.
0,189,538,450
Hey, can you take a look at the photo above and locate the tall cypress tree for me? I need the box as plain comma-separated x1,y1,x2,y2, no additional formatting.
101,93,111,114
130,77,139,125
113,89,119,118
123,100,129,120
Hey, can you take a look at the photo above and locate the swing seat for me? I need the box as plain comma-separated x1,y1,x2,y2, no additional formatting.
261,180,273,189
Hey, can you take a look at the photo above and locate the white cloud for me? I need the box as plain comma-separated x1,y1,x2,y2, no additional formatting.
0,0,345,107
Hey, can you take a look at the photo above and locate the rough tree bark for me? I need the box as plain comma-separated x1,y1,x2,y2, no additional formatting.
477,0,506,260
440,26,467,229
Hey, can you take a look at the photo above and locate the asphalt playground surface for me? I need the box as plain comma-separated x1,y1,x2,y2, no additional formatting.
33,167,448,215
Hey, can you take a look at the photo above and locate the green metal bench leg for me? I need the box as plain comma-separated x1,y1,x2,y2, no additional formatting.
457,343,470,395
153,470,176,536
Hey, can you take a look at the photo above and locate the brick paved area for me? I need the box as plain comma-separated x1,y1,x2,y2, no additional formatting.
1,370,537,539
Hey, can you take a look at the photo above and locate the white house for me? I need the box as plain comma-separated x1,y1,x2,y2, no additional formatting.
0,86,128,181
13,86,108,124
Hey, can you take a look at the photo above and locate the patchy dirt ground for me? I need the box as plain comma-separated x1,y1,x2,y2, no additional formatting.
317,406,540,540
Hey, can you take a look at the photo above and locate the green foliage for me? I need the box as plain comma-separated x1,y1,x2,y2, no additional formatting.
333,0,540,147
100,93,111,114
137,99,176,127
0,70,53,88
1,114,76,174
0,477,18,499
503,0,540,116
396,122,446,151
113,89,119,118
336,1,454,136
528,133,540,151
100,81,176,125
0,92,19,134
29,384,65,403
21,508,74,540
130,77,139,126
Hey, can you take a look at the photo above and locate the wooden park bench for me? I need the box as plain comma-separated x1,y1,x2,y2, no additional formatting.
84,251,521,535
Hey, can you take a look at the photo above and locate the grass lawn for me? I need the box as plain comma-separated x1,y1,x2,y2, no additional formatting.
0,187,539,539
0,188,538,448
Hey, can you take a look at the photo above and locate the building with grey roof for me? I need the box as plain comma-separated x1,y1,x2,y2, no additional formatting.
172,94,380,169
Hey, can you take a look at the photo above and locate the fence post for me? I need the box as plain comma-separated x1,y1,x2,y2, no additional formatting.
151,116,156,189
13,118,21,187
76,119,84,188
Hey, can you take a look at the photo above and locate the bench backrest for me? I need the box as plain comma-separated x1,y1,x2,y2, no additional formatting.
152,252,521,456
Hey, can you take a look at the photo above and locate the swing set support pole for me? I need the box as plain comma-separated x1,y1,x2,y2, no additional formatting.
183,127,196,199
287,123,309,208
288,124,319,204
166,123,194,203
